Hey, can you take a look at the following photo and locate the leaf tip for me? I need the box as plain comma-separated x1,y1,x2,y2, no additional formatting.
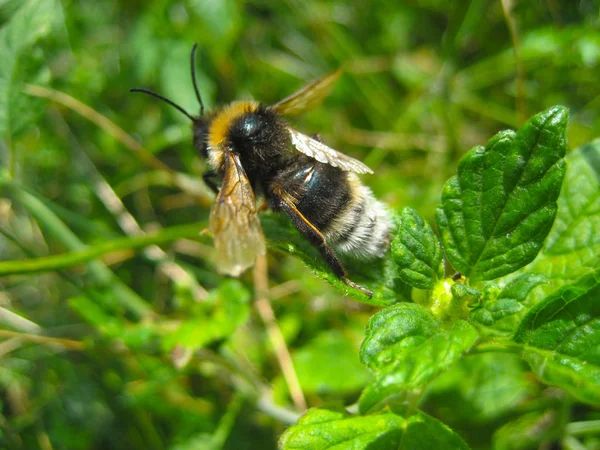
542,105,569,127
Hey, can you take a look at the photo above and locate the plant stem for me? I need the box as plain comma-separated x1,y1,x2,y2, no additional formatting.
212,393,244,448
73,144,208,301
0,221,205,276
562,436,588,450
256,394,301,424
566,420,600,436
253,254,307,411
0,306,41,333
196,348,301,424
7,187,152,319
0,330,85,350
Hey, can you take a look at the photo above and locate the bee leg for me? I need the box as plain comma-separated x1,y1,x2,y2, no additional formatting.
274,194,373,297
203,170,220,194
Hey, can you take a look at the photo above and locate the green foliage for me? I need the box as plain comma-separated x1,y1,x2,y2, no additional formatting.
279,409,469,450
436,106,567,281
359,303,439,372
358,305,478,414
391,207,444,289
469,273,548,332
514,269,600,405
513,139,600,304
424,353,538,425
0,0,63,143
290,330,371,396
163,280,251,350
2,1,600,450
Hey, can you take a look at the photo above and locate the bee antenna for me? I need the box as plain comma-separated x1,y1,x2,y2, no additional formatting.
129,88,196,123
190,44,205,116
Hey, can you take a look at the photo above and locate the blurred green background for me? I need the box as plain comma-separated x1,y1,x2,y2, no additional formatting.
1,0,599,449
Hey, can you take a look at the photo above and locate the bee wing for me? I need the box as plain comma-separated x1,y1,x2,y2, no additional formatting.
287,128,373,174
209,151,266,277
270,69,342,116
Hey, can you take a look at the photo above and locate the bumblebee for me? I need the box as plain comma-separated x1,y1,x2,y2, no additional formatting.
132,45,390,296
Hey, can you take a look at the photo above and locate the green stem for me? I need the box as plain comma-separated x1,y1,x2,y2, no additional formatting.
7,187,158,319
566,420,600,436
562,436,588,450
0,222,206,276
212,394,244,447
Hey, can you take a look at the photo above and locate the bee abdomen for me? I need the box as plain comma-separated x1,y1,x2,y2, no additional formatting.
324,178,391,259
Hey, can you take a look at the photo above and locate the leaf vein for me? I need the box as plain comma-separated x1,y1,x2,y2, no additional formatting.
471,110,562,278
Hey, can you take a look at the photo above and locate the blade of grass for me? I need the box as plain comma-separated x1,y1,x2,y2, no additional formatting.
24,84,211,201
212,393,244,448
0,221,206,277
6,186,152,319
64,123,209,301
0,329,85,350
0,306,41,333
253,254,307,411
23,84,170,172
0,337,23,357
40,92,211,301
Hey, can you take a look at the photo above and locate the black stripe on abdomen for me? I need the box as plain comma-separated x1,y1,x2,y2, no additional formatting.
294,163,351,231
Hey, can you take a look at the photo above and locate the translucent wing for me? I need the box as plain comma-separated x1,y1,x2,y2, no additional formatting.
287,128,373,174
270,69,342,116
209,151,266,276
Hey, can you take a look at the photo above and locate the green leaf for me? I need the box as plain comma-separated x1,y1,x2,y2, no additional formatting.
470,274,548,333
424,353,537,425
262,213,407,306
358,304,479,413
391,207,444,289
436,106,567,281
360,303,439,372
279,409,470,450
279,409,403,450
512,140,600,305
162,280,251,350
0,0,63,143
292,330,371,395
450,283,481,307
397,412,471,450
492,410,561,450
513,269,600,405
69,295,124,334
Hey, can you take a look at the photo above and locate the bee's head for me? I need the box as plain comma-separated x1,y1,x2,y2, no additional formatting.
207,103,287,157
